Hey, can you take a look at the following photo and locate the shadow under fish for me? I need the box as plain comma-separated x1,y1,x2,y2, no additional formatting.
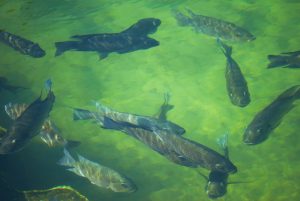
172,8,255,42
267,50,300,69
0,30,45,58
4,103,80,149
0,84,55,154
243,85,300,145
0,76,27,93
217,39,250,107
54,18,161,59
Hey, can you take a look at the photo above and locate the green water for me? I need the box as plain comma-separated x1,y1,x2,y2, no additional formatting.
0,0,300,200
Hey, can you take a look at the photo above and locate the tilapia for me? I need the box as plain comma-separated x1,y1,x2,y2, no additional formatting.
243,85,300,145
74,100,185,136
0,86,55,154
4,103,80,148
173,9,255,42
58,149,137,193
0,30,45,57
218,39,250,107
55,18,161,59
0,76,26,93
267,50,300,68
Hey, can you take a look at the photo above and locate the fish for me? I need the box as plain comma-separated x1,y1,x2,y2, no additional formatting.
23,186,89,201
173,9,255,42
217,39,250,107
0,30,45,57
243,85,300,145
4,102,80,148
0,84,55,154
74,99,185,136
58,149,137,193
267,50,300,68
0,76,27,93
54,18,161,59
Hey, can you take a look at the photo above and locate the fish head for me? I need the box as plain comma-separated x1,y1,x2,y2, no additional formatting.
232,27,256,42
111,176,137,193
136,18,161,35
0,134,23,154
243,123,271,145
214,161,237,174
30,43,46,57
206,180,227,199
229,90,250,107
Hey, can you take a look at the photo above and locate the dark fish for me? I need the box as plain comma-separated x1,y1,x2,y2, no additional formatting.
267,50,300,68
4,103,80,148
0,30,45,57
243,85,300,145
173,9,255,42
218,39,250,107
74,100,185,136
0,87,55,154
0,76,27,93
55,18,161,59
58,149,137,193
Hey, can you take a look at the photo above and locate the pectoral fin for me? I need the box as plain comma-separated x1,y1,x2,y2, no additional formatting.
4,103,28,120
98,52,108,60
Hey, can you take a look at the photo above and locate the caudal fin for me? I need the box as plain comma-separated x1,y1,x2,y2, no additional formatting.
57,148,76,167
217,38,232,58
73,108,96,121
267,55,288,68
55,41,78,56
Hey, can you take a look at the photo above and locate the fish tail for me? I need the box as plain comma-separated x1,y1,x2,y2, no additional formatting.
217,38,232,57
172,9,191,26
73,108,96,121
54,41,78,56
65,140,81,149
57,148,76,167
267,55,288,68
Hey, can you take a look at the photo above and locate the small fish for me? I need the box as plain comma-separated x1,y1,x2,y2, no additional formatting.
218,39,250,107
74,100,185,136
243,85,300,145
58,149,137,193
0,29,45,57
173,9,255,42
54,18,161,59
0,76,27,93
267,50,300,68
4,103,80,148
0,84,55,154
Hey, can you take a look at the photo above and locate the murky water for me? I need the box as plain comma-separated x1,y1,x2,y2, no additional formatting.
0,0,299,200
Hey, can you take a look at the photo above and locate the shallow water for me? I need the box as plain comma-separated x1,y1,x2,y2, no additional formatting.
0,0,300,200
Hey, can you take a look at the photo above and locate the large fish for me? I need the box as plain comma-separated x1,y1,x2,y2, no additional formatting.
267,50,300,69
58,149,137,193
74,99,185,136
243,85,300,145
0,76,26,93
55,18,161,59
173,9,255,42
218,39,250,107
0,85,55,154
0,30,45,58
73,108,237,174
4,103,80,148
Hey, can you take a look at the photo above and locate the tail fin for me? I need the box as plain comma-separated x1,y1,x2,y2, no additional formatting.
57,148,76,167
65,140,81,149
73,108,96,121
55,41,78,56
217,38,232,58
217,133,229,159
158,93,174,121
267,55,288,68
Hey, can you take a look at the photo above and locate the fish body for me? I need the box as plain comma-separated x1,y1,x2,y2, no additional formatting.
243,85,300,145
74,101,185,135
55,18,161,59
173,9,255,42
4,103,80,148
0,90,55,154
0,30,45,57
58,149,137,193
218,39,250,107
267,51,300,68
